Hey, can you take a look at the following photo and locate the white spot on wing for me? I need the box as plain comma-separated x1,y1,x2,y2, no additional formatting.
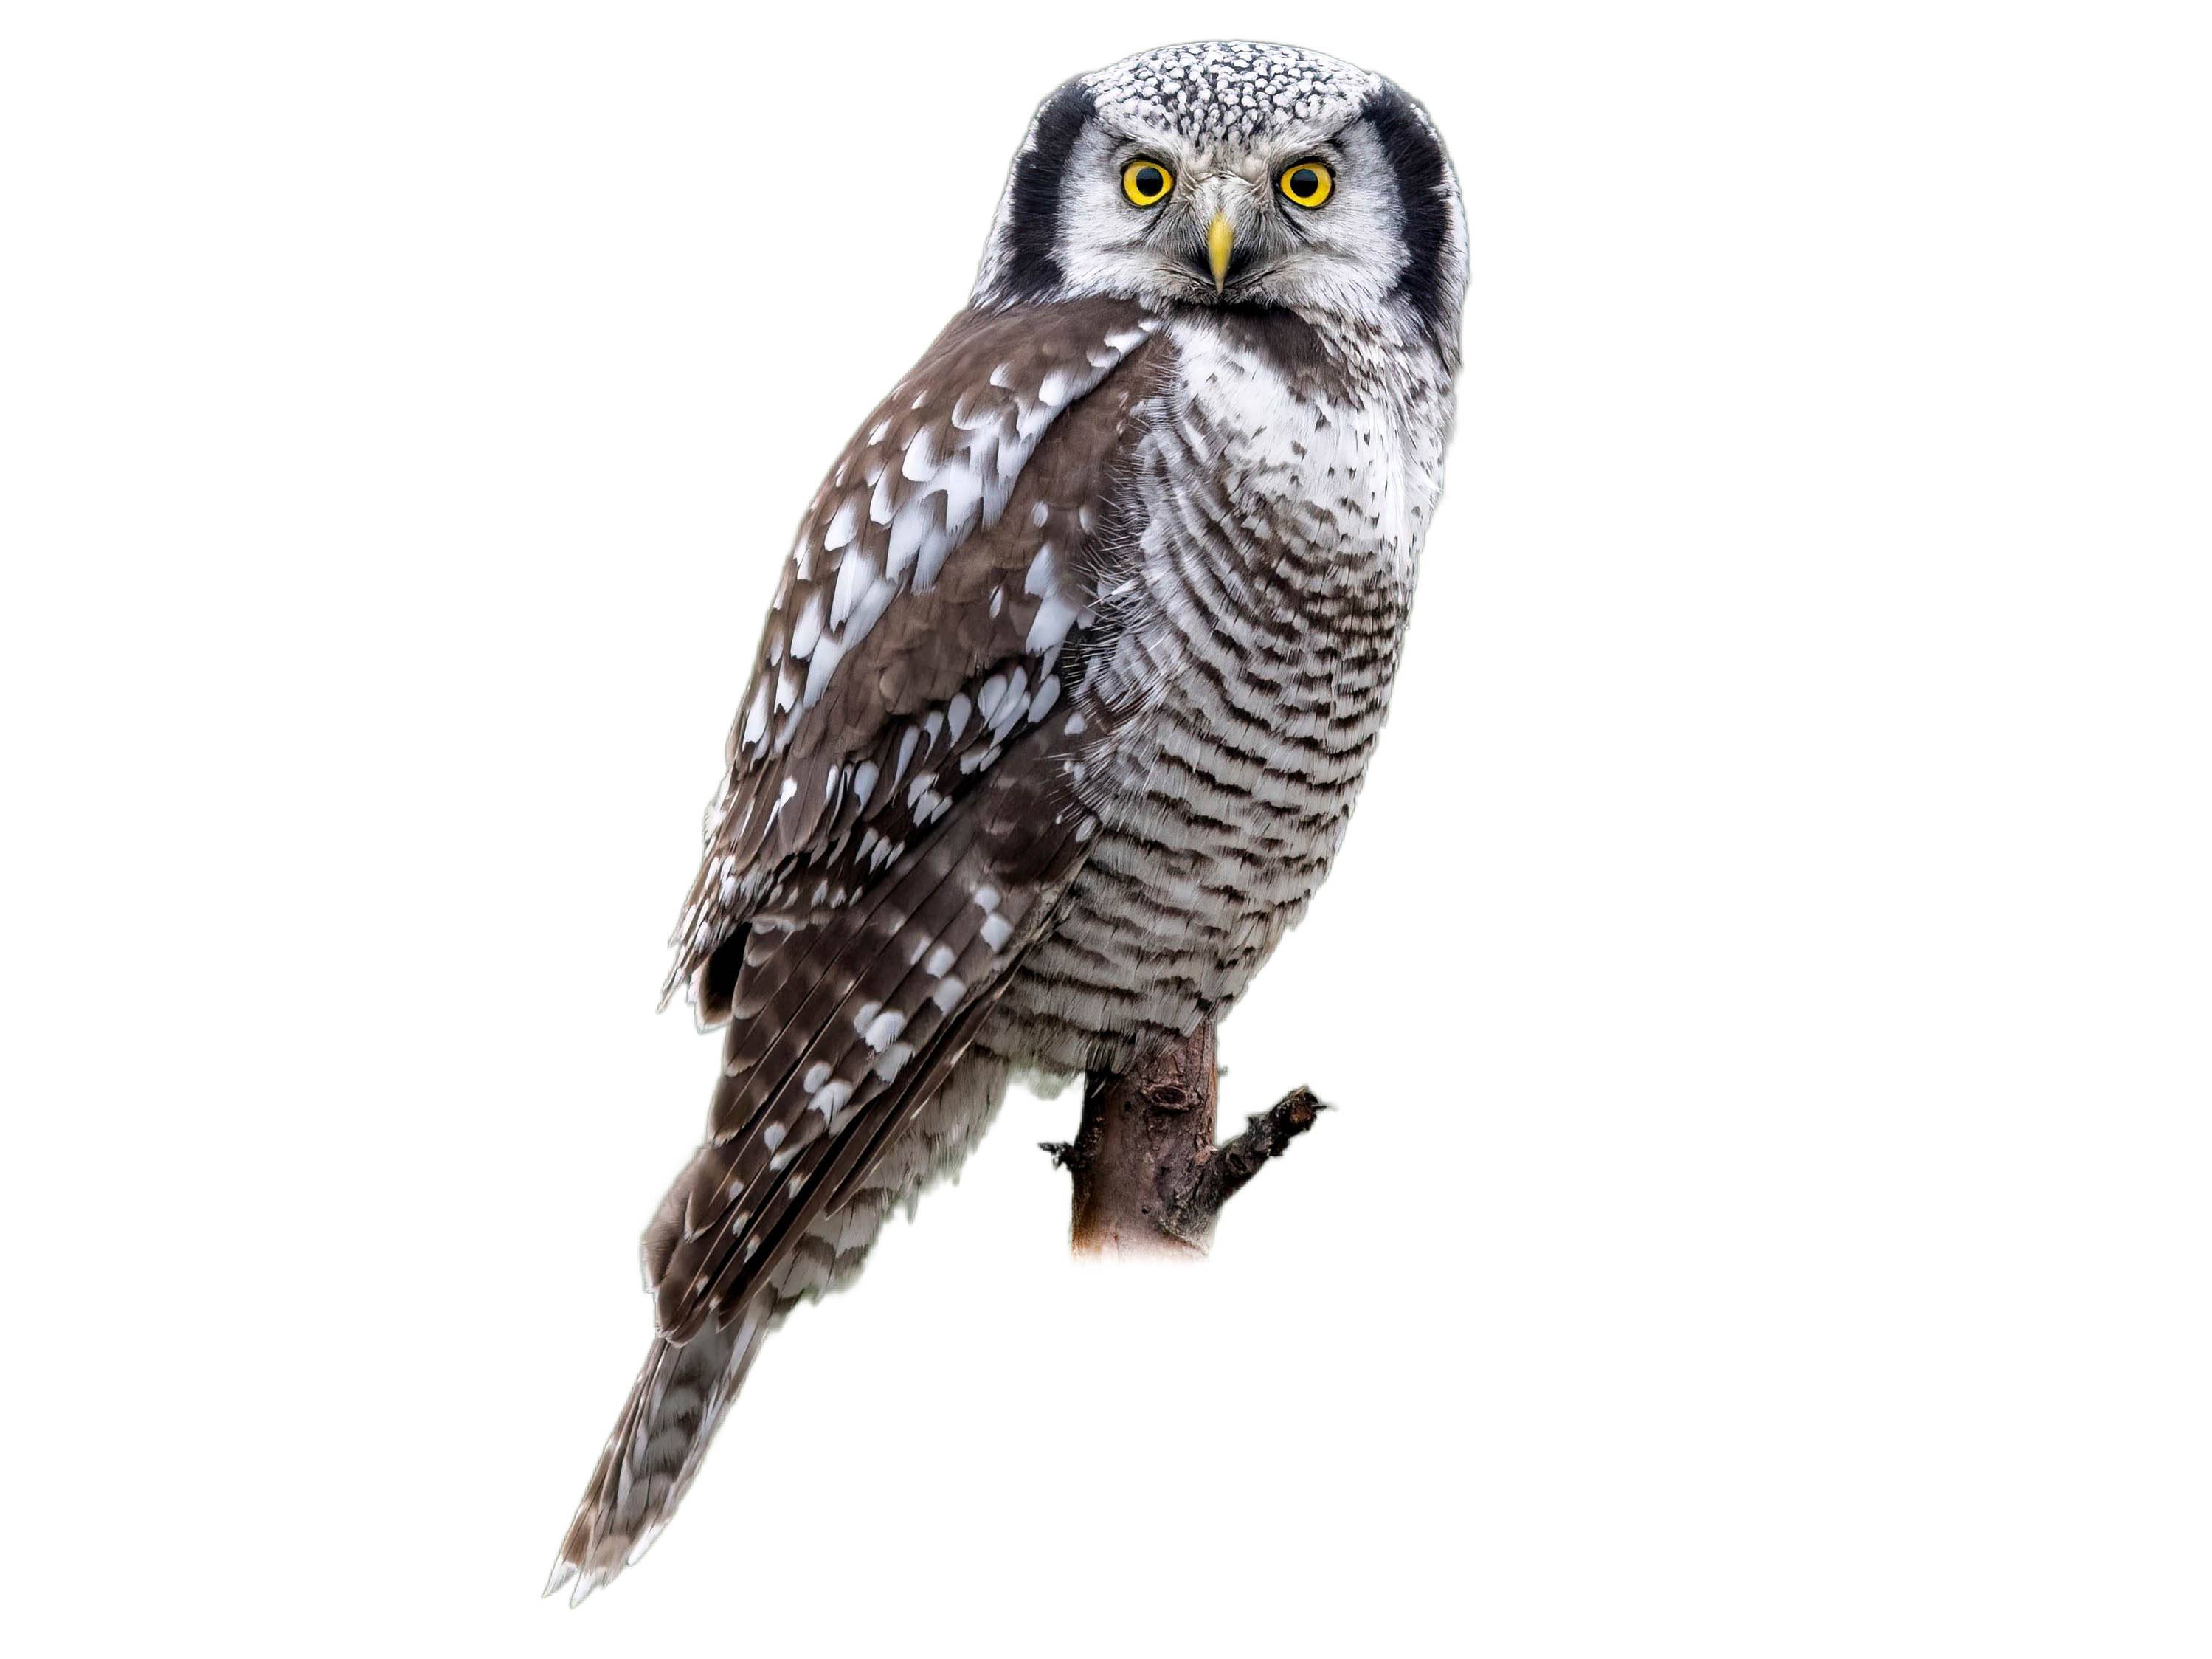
1026,594,1077,655
885,494,936,581
803,632,845,706
789,590,825,660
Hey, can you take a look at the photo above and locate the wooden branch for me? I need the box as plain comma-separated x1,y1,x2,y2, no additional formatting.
1041,1020,1327,1258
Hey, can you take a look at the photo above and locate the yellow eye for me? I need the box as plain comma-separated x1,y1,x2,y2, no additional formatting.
1279,161,1333,208
1121,159,1173,207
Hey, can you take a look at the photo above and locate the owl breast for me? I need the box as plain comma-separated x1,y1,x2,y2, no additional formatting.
984,310,1453,1075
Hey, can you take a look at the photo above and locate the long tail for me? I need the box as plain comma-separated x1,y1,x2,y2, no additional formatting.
543,1303,770,1607
546,1049,1012,1604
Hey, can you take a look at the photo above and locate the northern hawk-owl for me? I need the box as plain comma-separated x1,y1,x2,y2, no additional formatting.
550,41,1465,1601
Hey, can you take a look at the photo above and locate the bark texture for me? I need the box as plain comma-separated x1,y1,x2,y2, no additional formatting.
1043,1021,1327,1258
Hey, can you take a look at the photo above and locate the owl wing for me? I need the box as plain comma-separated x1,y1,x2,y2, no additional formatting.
644,296,1164,1343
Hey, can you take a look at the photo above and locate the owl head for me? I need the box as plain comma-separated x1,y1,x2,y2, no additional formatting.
974,42,1465,356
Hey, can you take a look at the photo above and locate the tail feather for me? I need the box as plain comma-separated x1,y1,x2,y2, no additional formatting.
545,1303,768,1606
546,1049,1012,1604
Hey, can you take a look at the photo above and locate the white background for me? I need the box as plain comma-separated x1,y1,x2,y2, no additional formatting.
3,3,2207,1653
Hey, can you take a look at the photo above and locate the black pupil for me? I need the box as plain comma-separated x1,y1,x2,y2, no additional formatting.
1134,166,1164,197
1291,168,1320,198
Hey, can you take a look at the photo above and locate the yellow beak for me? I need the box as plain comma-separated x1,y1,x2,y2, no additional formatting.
1206,214,1234,294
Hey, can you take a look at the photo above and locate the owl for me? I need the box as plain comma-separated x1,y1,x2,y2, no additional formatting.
548,41,1465,1602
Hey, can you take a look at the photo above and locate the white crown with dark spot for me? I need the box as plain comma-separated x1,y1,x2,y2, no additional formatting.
1082,41,1379,139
